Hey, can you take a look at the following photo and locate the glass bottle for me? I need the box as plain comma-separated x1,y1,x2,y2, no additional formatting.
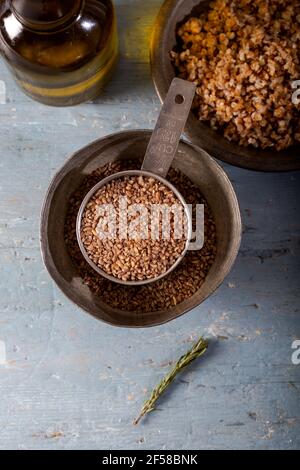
0,0,118,106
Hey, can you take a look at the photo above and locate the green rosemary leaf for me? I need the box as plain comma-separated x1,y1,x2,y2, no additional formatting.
133,336,208,425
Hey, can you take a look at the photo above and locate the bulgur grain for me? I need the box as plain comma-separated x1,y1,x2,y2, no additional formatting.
80,175,187,282
171,0,300,150
64,160,217,313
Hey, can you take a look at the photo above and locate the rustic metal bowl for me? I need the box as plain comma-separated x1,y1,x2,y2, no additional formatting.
150,0,300,172
41,130,242,328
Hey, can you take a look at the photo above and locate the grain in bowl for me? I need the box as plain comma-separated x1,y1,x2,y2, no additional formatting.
79,174,188,282
65,161,217,312
171,0,300,151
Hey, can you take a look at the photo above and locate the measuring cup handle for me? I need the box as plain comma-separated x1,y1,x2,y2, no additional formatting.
141,78,196,178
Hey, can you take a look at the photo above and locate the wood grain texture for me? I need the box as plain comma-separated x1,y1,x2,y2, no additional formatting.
0,0,299,450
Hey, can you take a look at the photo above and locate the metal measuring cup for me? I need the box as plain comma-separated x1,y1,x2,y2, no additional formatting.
76,78,196,286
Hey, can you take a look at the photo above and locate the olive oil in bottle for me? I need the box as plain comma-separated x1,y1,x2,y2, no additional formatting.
0,0,118,106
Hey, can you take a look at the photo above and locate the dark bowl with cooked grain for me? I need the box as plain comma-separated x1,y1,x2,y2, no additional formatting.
150,0,300,171
41,130,242,328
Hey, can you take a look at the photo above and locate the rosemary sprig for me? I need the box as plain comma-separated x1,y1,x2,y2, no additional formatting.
133,336,208,425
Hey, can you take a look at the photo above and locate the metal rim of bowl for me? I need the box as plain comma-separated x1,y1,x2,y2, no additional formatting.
150,0,300,172
40,129,242,328
76,169,193,286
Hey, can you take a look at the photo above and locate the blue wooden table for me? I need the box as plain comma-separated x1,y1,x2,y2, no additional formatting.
0,0,299,450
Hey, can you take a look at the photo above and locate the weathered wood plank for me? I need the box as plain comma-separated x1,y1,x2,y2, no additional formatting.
0,0,299,450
